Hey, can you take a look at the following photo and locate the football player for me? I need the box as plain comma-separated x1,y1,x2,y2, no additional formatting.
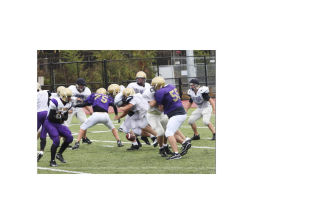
114,88,158,151
66,78,93,144
71,88,123,150
127,71,156,146
185,79,216,140
43,88,74,167
149,76,192,160
37,83,51,161
142,85,174,157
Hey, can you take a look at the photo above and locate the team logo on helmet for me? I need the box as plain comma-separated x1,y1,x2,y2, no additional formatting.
151,76,165,91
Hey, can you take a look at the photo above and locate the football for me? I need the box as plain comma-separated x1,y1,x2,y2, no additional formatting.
126,133,136,141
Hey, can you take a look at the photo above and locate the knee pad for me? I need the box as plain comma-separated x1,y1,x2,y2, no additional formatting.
203,117,211,126
64,135,74,143
188,118,195,125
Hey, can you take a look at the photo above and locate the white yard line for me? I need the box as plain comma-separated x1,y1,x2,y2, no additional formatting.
92,139,215,149
37,167,91,174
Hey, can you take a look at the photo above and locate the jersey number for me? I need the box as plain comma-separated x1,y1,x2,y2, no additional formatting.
169,88,180,102
94,94,108,103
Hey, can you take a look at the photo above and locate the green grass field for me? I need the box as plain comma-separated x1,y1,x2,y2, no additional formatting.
37,108,216,174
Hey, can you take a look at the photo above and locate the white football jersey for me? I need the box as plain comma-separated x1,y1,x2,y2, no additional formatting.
142,87,161,115
48,97,72,115
68,85,91,104
128,93,149,120
37,90,50,112
127,82,151,95
114,85,126,107
187,86,210,109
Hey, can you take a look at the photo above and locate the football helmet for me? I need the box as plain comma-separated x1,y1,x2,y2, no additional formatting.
122,87,135,97
96,88,107,95
151,76,165,91
136,71,146,86
37,83,41,91
189,79,200,91
56,86,66,96
136,71,146,79
107,84,121,96
76,78,86,92
59,88,72,102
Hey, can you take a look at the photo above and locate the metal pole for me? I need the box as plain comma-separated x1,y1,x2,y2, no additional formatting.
204,56,208,86
77,62,79,78
103,59,108,88
178,78,182,98
49,63,55,91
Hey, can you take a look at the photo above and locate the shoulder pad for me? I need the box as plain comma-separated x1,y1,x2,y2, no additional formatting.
199,86,209,94
187,89,193,96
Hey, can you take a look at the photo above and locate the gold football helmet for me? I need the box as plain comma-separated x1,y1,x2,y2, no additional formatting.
151,76,165,91
107,84,121,96
96,88,107,95
59,88,72,102
122,87,135,97
136,71,146,79
56,86,66,96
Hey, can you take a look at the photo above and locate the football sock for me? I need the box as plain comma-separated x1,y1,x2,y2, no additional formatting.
163,144,168,147
40,138,46,151
58,141,69,154
50,144,58,161
133,142,138,146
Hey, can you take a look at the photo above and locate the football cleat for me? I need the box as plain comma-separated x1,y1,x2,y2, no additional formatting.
159,148,167,157
50,160,58,167
127,144,140,151
191,134,200,140
166,153,182,160
82,137,92,144
141,136,151,145
136,138,142,147
164,146,173,155
37,151,44,162
117,140,124,147
212,134,216,140
152,137,158,147
180,141,192,156
72,142,80,150
56,153,67,163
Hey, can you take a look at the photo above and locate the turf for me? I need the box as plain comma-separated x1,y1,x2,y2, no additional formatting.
37,108,216,174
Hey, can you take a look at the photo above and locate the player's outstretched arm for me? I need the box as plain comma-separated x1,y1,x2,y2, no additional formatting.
114,103,133,120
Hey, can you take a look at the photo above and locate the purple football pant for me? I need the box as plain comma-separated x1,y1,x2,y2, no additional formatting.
37,111,48,140
43,119,73,146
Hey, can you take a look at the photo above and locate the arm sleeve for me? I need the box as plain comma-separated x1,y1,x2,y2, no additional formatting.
188,95,193,103
202,93,210,101
74,101,91,108
109,103,118,115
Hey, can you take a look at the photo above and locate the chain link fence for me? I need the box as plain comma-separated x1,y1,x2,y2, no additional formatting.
37,56,216,99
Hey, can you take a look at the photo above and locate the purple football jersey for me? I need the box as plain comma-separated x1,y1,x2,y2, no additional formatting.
85,93,113,112
154,84,183,115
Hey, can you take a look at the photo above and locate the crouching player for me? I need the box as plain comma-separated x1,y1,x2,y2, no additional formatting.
43,88,73,167
114,88,158,151
150,76,191,160
71,88,123,150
